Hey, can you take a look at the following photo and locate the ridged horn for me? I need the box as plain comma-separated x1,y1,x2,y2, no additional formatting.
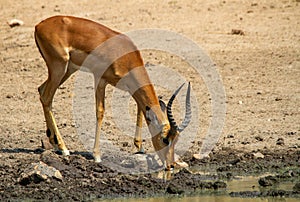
167,82,192,132
178,82,191,132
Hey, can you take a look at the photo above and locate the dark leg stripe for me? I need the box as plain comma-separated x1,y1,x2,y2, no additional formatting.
46,128,51,137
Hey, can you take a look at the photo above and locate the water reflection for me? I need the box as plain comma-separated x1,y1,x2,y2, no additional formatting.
98,196,299,202
97,174,298,202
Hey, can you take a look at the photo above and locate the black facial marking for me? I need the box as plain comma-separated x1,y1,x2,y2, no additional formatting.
46,128,51,137
54,134,58,144
162,137,169,145
146,106,150,111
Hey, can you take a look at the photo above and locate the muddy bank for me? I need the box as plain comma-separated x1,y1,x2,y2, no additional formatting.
187,148,300,176
0,148,299,201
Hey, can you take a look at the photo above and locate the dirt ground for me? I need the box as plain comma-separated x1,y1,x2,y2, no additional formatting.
0,0,299,201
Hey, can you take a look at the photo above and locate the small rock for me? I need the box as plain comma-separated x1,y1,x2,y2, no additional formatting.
253,152,264,159
7,19,24,28
122,142,129,147
193,153,210,160
54,5,60,12
276,138,284,146
241,141,250,145
19,161,62,185
231,29,245,35
258,176,278,187
255,136,263,141
287,131,296,136
192,153,201,159
227,134,235,138
175,161,189,168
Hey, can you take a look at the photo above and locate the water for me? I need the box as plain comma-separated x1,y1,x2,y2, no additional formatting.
98,196,299,202
97,175,298,202
227,175,296,193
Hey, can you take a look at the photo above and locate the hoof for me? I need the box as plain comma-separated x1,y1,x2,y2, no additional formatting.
135,147,145,154
94,156,102,163
62,149,70,156
56,149,70,156
135,151,145,155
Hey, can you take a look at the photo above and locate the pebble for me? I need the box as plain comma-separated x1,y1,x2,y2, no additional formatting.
253,152,264,159
175,161,189,168
7,19,24,28
276,138,284,146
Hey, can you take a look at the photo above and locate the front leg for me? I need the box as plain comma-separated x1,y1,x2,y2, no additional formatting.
134,105,144,154
93,79,107,162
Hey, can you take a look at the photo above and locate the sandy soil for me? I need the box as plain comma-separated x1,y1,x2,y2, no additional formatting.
0,0,299,200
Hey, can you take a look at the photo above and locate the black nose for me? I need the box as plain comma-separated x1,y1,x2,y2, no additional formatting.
165,164,174,171
162,137,169,145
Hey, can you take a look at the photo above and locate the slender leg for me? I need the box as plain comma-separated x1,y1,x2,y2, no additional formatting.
134,105,144,153
93,79,107,162
39,60,69,155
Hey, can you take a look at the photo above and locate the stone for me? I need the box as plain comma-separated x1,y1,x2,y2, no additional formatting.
7,19,24,28
276,138,284,146
193,153,210,160
175,161,189,168
19,161,62,185
258,176,278,187
253,152,264,159
231,29,245,35
192,153,201,159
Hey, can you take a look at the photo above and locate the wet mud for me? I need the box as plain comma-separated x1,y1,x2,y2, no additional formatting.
0,148,299,201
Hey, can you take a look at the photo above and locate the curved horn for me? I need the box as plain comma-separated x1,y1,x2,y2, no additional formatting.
167,83,185,130
178,82,191,132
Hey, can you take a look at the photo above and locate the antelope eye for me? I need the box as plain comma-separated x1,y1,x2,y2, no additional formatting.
162,137,169,145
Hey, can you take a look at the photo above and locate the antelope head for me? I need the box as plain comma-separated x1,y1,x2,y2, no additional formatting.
146,82,192,170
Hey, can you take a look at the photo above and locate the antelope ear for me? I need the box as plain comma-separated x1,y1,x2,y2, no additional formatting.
159,99,166,113
145,106,158,125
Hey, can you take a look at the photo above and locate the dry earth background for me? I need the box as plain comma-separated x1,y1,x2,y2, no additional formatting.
0,0,299,200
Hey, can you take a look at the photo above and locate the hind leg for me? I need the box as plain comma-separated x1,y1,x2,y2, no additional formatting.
39,59,70,155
